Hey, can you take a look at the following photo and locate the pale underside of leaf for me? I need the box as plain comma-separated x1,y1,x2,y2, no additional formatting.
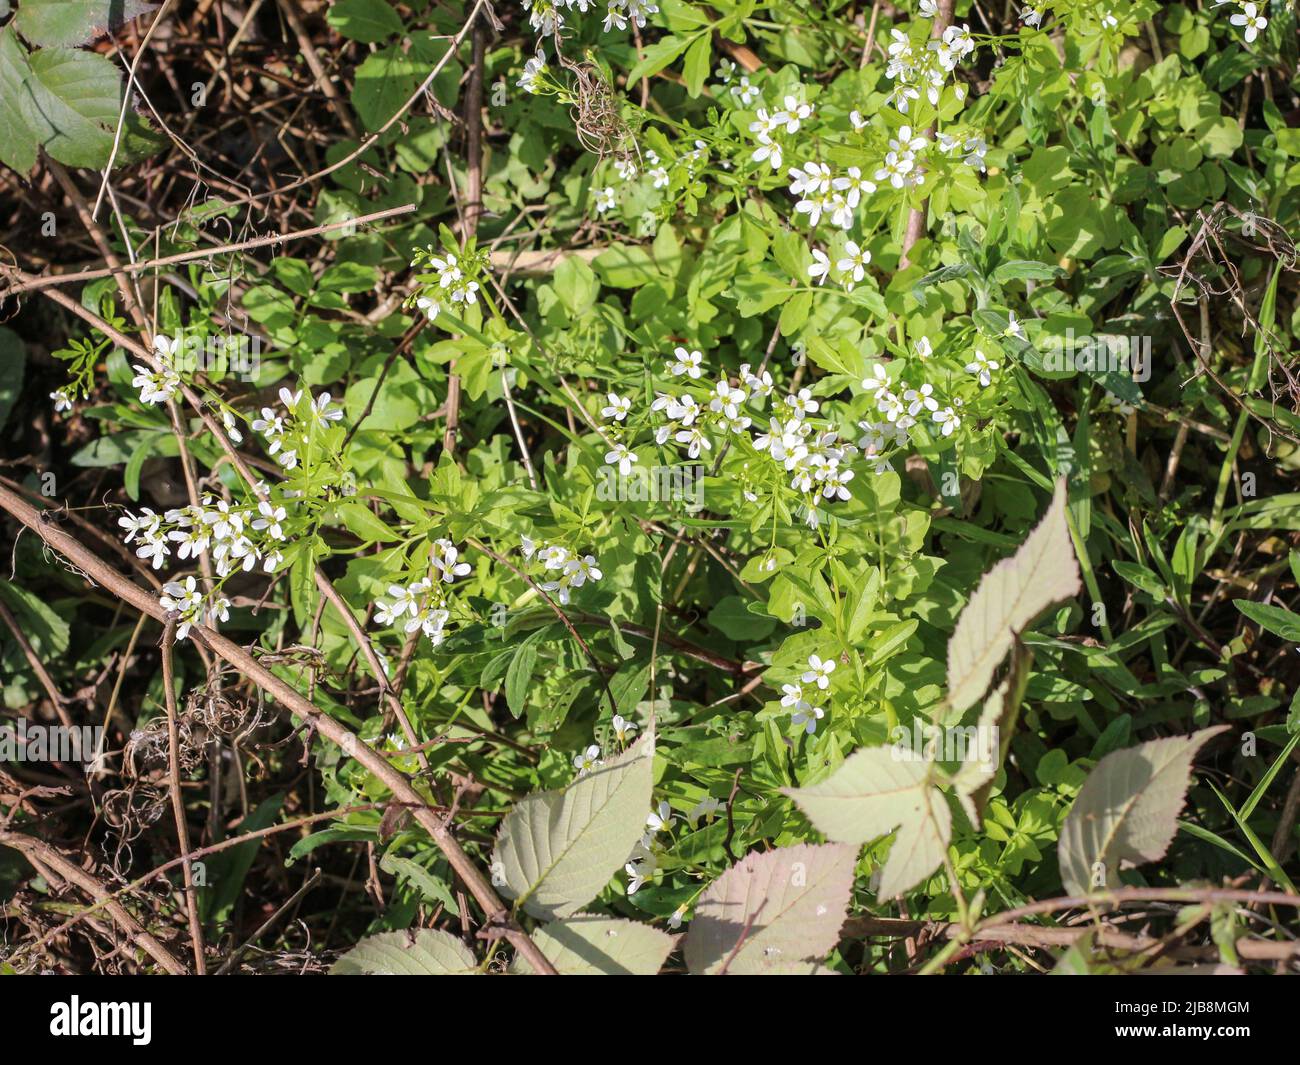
784,746,952,898
1058,726,1227,895
946,478,1080,713
330,929,478,975
513,915,675,975
683,842,857,974
492,727,654,920
947,641,1033,828
14,0,156,48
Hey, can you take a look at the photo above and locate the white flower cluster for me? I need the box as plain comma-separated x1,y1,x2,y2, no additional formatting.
120,491,291,577
780,654,838,734
1217,1,1268,43
624,794,720,909
250,386,343,471
752,410,858,524
639,351,867,527
650,354,767,461
884,22,974,115
856,346,970,473
131,335,182,406
520,0,658,37
519,536,603,605
372,540,472,646
159,575,229,641
747,92,816,172
412,248,481,323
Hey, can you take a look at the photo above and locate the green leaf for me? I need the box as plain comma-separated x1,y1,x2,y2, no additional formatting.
682,34,711,97
335,500,397,543
1234,600,1300,642
330,929,478,974
504,627,545,717
0,28,37,171
592,245,660,288
14,0,154,48
326,0,402,43
946,478,1080,713
627,35,690,83
707,595,776,640
514,915,674,975
7,43,130,168
0,327,27,430
784,748,951,899
683,843,856,974
1058,726,1228,895
351,47,433,133
492,727,654,920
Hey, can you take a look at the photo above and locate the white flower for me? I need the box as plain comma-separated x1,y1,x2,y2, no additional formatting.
433,539,472,583
416,295,440,321
890,124,929,155
667,346,704,378
594,186,617,214
785,387,819,419
251,500,287,540
611,714,638,743
919,0,938,16
601,393,631,421
50,389,73,413
311,391,344,425
688,795,722,825
574,744,603,774
807,248,831,284
964,350,999,387
1021,7,1043,27
904,383,937,417
836,241,871,287
220,409,243,443
802,653,836,689
963,137,988,171
604,443,638,475
1230,3,1267,43
517,49,547,93
131,364,180,405
781,682,810,712
1005,311,1027,341
710,380,748,419
730,75,759,106
602,2,628,32
861,363,889,394
649,166,670,188
874,151,913,189
646,800,675,834
791,703,825,735
566,554,603,586
668,904,687,929
932,405,961,436
752,140,783,170
833,166,876,209
776,94,813,133
625,861,650,894
819,465,855,502
159,576,205,639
